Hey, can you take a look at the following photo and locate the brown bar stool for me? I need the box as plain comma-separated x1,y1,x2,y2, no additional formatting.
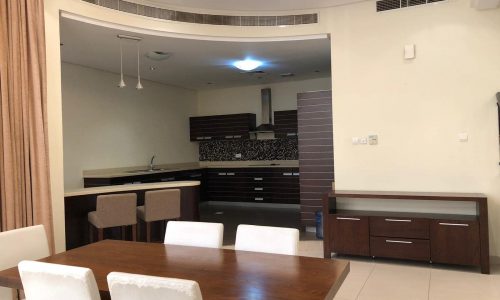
137,189,181,242
88,193,137,242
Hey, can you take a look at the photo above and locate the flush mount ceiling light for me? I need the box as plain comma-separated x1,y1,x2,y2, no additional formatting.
146,51,171,61
233,59,263,71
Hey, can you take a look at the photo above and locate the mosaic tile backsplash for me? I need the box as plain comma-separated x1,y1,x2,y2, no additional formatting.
199,139,298,161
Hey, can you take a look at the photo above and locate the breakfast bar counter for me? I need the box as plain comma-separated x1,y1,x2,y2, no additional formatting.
64,181,200,250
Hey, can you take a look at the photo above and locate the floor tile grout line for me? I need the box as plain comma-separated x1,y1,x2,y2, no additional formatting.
355,262,376,300
427,267,432,300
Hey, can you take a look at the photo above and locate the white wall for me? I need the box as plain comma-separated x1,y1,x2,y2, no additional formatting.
197,78,332,123
45,0,500,257
62,63,198,189
327,1,500,253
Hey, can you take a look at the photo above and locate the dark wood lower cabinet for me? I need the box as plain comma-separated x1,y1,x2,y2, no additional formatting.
330,215,370,256
205,167,299,204
430,219,480,266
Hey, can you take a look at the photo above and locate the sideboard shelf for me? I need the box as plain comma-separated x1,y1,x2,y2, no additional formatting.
322,190,489,274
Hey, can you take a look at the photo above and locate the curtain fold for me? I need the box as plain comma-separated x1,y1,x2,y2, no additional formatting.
0,0,55,253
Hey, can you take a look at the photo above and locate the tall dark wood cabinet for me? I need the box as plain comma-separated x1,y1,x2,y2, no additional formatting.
297,90,334,227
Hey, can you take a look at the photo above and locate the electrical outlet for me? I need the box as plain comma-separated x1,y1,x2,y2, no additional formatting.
359,137,368,144
235,153,242,158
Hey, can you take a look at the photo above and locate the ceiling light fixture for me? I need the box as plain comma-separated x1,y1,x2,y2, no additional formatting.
136,41,143,90
116,34,143,89
118,38,126,88
233,58,263,71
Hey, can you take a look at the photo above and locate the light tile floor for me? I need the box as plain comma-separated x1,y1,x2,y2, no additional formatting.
296,240,500,300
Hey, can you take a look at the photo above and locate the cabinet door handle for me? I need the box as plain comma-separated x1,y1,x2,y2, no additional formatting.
233,135,242,139
226,173,235,176
204,137,212,140
386,239,413,244
255,197,264,201
224,135,234,139
439,222,469,227
336,217,360,221
254,177,263,181
254,188,263,191
385,218,412,222
293,173,300,176
283,173,293,176
287,133,297,136
196,137,204,140
218,173,226,176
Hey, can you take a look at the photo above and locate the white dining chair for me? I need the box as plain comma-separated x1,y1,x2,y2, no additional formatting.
18,261,101,300
164,221,223,249
0,225,50,300
107,272,203,300
235,224,300,255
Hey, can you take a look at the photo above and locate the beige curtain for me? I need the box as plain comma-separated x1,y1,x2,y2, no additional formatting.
0,0,54,253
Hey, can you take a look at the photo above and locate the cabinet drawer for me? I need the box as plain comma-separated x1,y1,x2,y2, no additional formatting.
430,219,480,266
370,216,429,239
370,237,430,261
330,215,369,256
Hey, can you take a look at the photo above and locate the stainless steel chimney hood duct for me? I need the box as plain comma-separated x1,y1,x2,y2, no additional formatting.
253,88,274,132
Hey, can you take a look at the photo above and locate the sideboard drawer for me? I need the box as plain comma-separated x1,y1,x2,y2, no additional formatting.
370,216,429,239
370,236,430,262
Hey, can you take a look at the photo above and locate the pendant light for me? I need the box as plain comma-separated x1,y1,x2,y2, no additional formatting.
118,38,126,88
136,41,143,90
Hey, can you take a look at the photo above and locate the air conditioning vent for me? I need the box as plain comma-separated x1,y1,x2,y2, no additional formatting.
376,0,445,12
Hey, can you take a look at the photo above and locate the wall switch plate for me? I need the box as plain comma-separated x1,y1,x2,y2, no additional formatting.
404,44,416,59
368,135,378,145
458,133,469,142
235,153,242,158
352,137,360,145
359,137,368,144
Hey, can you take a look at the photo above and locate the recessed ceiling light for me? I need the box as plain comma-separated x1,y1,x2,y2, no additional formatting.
233,59,263,71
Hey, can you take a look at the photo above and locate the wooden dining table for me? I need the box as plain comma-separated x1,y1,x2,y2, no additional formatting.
0,240,349,300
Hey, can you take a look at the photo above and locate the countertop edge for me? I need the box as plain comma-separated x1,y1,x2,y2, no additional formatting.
65,181,200,197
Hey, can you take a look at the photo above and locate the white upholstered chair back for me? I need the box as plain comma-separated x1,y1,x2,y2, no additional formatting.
18,261,101,300
164,221,223,249
0,225,50,300
107,272,203,300
235,224,299,255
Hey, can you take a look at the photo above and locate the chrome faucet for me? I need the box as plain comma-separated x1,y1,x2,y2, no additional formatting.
149,155,156,171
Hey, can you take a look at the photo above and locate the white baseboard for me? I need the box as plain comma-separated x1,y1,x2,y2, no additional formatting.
305,226,317,233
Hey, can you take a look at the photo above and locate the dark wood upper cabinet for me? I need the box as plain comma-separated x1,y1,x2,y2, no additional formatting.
189,113,256,141
274,110,298,138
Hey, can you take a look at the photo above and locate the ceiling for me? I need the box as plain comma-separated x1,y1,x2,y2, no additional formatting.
145,0,365,11
60,17,331,90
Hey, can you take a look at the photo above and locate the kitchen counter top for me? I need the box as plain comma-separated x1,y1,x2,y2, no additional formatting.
65,181,201,197
82,160,299,179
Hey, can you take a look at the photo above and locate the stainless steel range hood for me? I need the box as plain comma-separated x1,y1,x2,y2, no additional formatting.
252,88,274,133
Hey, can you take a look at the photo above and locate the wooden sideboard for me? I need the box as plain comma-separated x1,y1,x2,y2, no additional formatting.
322,190,489,274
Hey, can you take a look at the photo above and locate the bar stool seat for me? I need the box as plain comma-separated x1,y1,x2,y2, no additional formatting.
88,193,137,242
137,189,181,242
